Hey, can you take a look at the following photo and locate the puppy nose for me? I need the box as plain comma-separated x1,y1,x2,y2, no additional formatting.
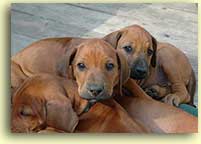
135,66,147,75
87,84,103,97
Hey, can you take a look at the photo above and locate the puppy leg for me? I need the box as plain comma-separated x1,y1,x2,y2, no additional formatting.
144,85,170,100
159,56,191,106
122,78,152,99
162,76,190,106
76,99,148,133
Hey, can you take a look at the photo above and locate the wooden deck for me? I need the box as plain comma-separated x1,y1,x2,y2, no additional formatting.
11,3,198,105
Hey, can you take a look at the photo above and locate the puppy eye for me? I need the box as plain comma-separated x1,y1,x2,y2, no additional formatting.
147,48,153,56
20,109,33,117
123,45,133,53
106,63,114,71
77,63,86,71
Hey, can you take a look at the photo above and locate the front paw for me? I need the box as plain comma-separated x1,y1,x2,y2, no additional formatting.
144,87,160,100
161,94,180,106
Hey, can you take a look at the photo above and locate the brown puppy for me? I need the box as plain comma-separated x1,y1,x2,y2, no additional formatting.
12,74,147,133
37,101,149,133
11,74,88,133
75,99,148,133
104,25,195,106
11,38,129,103
114,79,198,133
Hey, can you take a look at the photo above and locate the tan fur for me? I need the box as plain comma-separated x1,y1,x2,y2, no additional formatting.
12,74,147,133
11,74,88,133
104,25,195,106
115,79,198,133
75,99,148,133
11,38,129,102
11,38,135,133
11,37,83,91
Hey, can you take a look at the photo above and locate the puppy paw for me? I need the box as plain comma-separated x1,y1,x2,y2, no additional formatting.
144,87,160,100
161,94,180,106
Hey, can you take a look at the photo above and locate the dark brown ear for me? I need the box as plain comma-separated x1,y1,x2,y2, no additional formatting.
56,48,77,78
116,51,130,95
151,36,157,67
103,31,122,49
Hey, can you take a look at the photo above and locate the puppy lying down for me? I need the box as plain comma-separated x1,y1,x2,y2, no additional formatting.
11,74,147,133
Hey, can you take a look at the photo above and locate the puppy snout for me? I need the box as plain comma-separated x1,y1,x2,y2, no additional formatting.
131,58,148,80
87,84,104,97
135,66,147,75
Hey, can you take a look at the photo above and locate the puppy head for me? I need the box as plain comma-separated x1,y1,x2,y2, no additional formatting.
12,98,78,133
11,96,45,133
11,77,50,133
104,25,157,80
11,78,78,133
58,39,129,102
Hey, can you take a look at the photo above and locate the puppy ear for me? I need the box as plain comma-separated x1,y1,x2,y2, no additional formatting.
56,48,77,78
151,36,157,67
116,51,130,95
45,98,79,132
103,31,122,49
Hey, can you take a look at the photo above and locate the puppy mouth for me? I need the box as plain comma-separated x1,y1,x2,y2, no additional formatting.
80,92,111,114
81,90,111,101
130,58,149,80
130,69,147,80
81,99,97,114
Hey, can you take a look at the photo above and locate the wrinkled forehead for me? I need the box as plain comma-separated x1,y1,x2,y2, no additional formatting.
123,27,152,44
74,40,117,63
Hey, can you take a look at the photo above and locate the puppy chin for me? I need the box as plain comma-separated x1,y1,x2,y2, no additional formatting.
96,91,112,102
79,91,94,100
79,90,112,102
130,71,147,80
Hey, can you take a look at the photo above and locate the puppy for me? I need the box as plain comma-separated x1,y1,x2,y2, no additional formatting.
104,25,195,106
115,79,198,133
11,38,130,103
11,74,88,133
11,37,84,92
75,99,148,133
12,74,147,133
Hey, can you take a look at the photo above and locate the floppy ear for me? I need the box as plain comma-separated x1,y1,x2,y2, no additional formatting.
56,48,77,78
151,36,157,67
103,31,122,49
45,98,79,132
116,51,130,95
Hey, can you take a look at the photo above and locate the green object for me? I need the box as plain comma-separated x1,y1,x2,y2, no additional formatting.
178,104,198,117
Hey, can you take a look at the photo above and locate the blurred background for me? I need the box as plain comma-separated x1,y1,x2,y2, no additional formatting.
11,3,198,105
